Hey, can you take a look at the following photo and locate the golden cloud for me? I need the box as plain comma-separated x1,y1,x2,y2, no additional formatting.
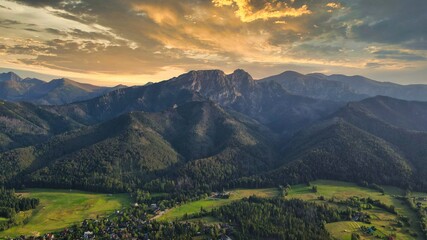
133,3,180,25
212,0,311,22
326,2,341,9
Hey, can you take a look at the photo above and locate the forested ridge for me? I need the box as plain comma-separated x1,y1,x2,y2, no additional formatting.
212,197,346,240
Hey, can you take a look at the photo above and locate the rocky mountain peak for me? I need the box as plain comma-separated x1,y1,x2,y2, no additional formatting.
0,72,22,82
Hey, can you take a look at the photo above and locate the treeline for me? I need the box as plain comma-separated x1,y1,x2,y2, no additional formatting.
406,194,427,239
0,188,39,231
211,197,350,240
357,181,385,194
335,196,396,214
132,189,209,212
0,188,39,215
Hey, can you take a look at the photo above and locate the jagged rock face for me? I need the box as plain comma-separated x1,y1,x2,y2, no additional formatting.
0,72,22,82
168,69,256,106
164,69,341,135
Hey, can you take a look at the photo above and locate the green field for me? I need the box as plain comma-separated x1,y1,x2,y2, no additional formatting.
164,180,425,240
0,189,130,238
2,181,424,239
288,180,394,203
288,180,424,240
158,188,278,221
326,221,364,240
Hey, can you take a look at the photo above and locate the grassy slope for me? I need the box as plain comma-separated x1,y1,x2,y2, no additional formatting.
288,180,423,240
158,188,278,221
0,189,130,238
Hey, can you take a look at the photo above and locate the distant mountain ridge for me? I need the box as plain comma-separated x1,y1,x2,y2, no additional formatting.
261,71,427,102
0,72,125,105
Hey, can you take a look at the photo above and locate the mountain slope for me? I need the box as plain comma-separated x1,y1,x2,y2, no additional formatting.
332,96,427,188
257,96,427,190
262,71,427,102
327,74,427,101
264,120,413,187
261,71,367,101
168,70,341,135
55,69,341,137
0,101,278,192
335,96,427,132
0,100,82,151
50,85,205,125
0,72,125,105
2,69,426,193
0,73,43,101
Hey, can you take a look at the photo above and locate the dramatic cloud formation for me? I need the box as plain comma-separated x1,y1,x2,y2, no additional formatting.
212,0,311,22
0,0,425,85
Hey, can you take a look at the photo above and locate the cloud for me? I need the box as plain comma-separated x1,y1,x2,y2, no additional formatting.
326,2,341,9
211,0,311,22
365,62,384,68
0,19,21,25
1,0,426,85
0,4,10,9
24,28,40,32
45,27,67,36
373,50,426,61
342,0,427,49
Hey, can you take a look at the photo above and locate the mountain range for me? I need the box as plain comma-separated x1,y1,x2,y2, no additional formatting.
261,71,427,102
0,72,125,105
0,69,426,192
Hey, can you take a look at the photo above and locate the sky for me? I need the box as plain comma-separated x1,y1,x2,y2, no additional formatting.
0,0,426,86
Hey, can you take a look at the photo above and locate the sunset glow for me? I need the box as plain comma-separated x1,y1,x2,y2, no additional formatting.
0,0,426,85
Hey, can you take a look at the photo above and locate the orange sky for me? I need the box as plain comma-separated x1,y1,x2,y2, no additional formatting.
0,0,426,86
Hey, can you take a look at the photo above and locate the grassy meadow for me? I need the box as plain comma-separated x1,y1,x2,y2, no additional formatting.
158,188,279,221
0,189,130,238
288,180,423,240
160,180,425,240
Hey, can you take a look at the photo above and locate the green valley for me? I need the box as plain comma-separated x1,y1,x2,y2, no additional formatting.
0,189,130,238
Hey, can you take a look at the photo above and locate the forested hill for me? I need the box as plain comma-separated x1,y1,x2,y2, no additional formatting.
260,120,413,189
0,101,82,151
0,101,277,192
246,96,427,191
